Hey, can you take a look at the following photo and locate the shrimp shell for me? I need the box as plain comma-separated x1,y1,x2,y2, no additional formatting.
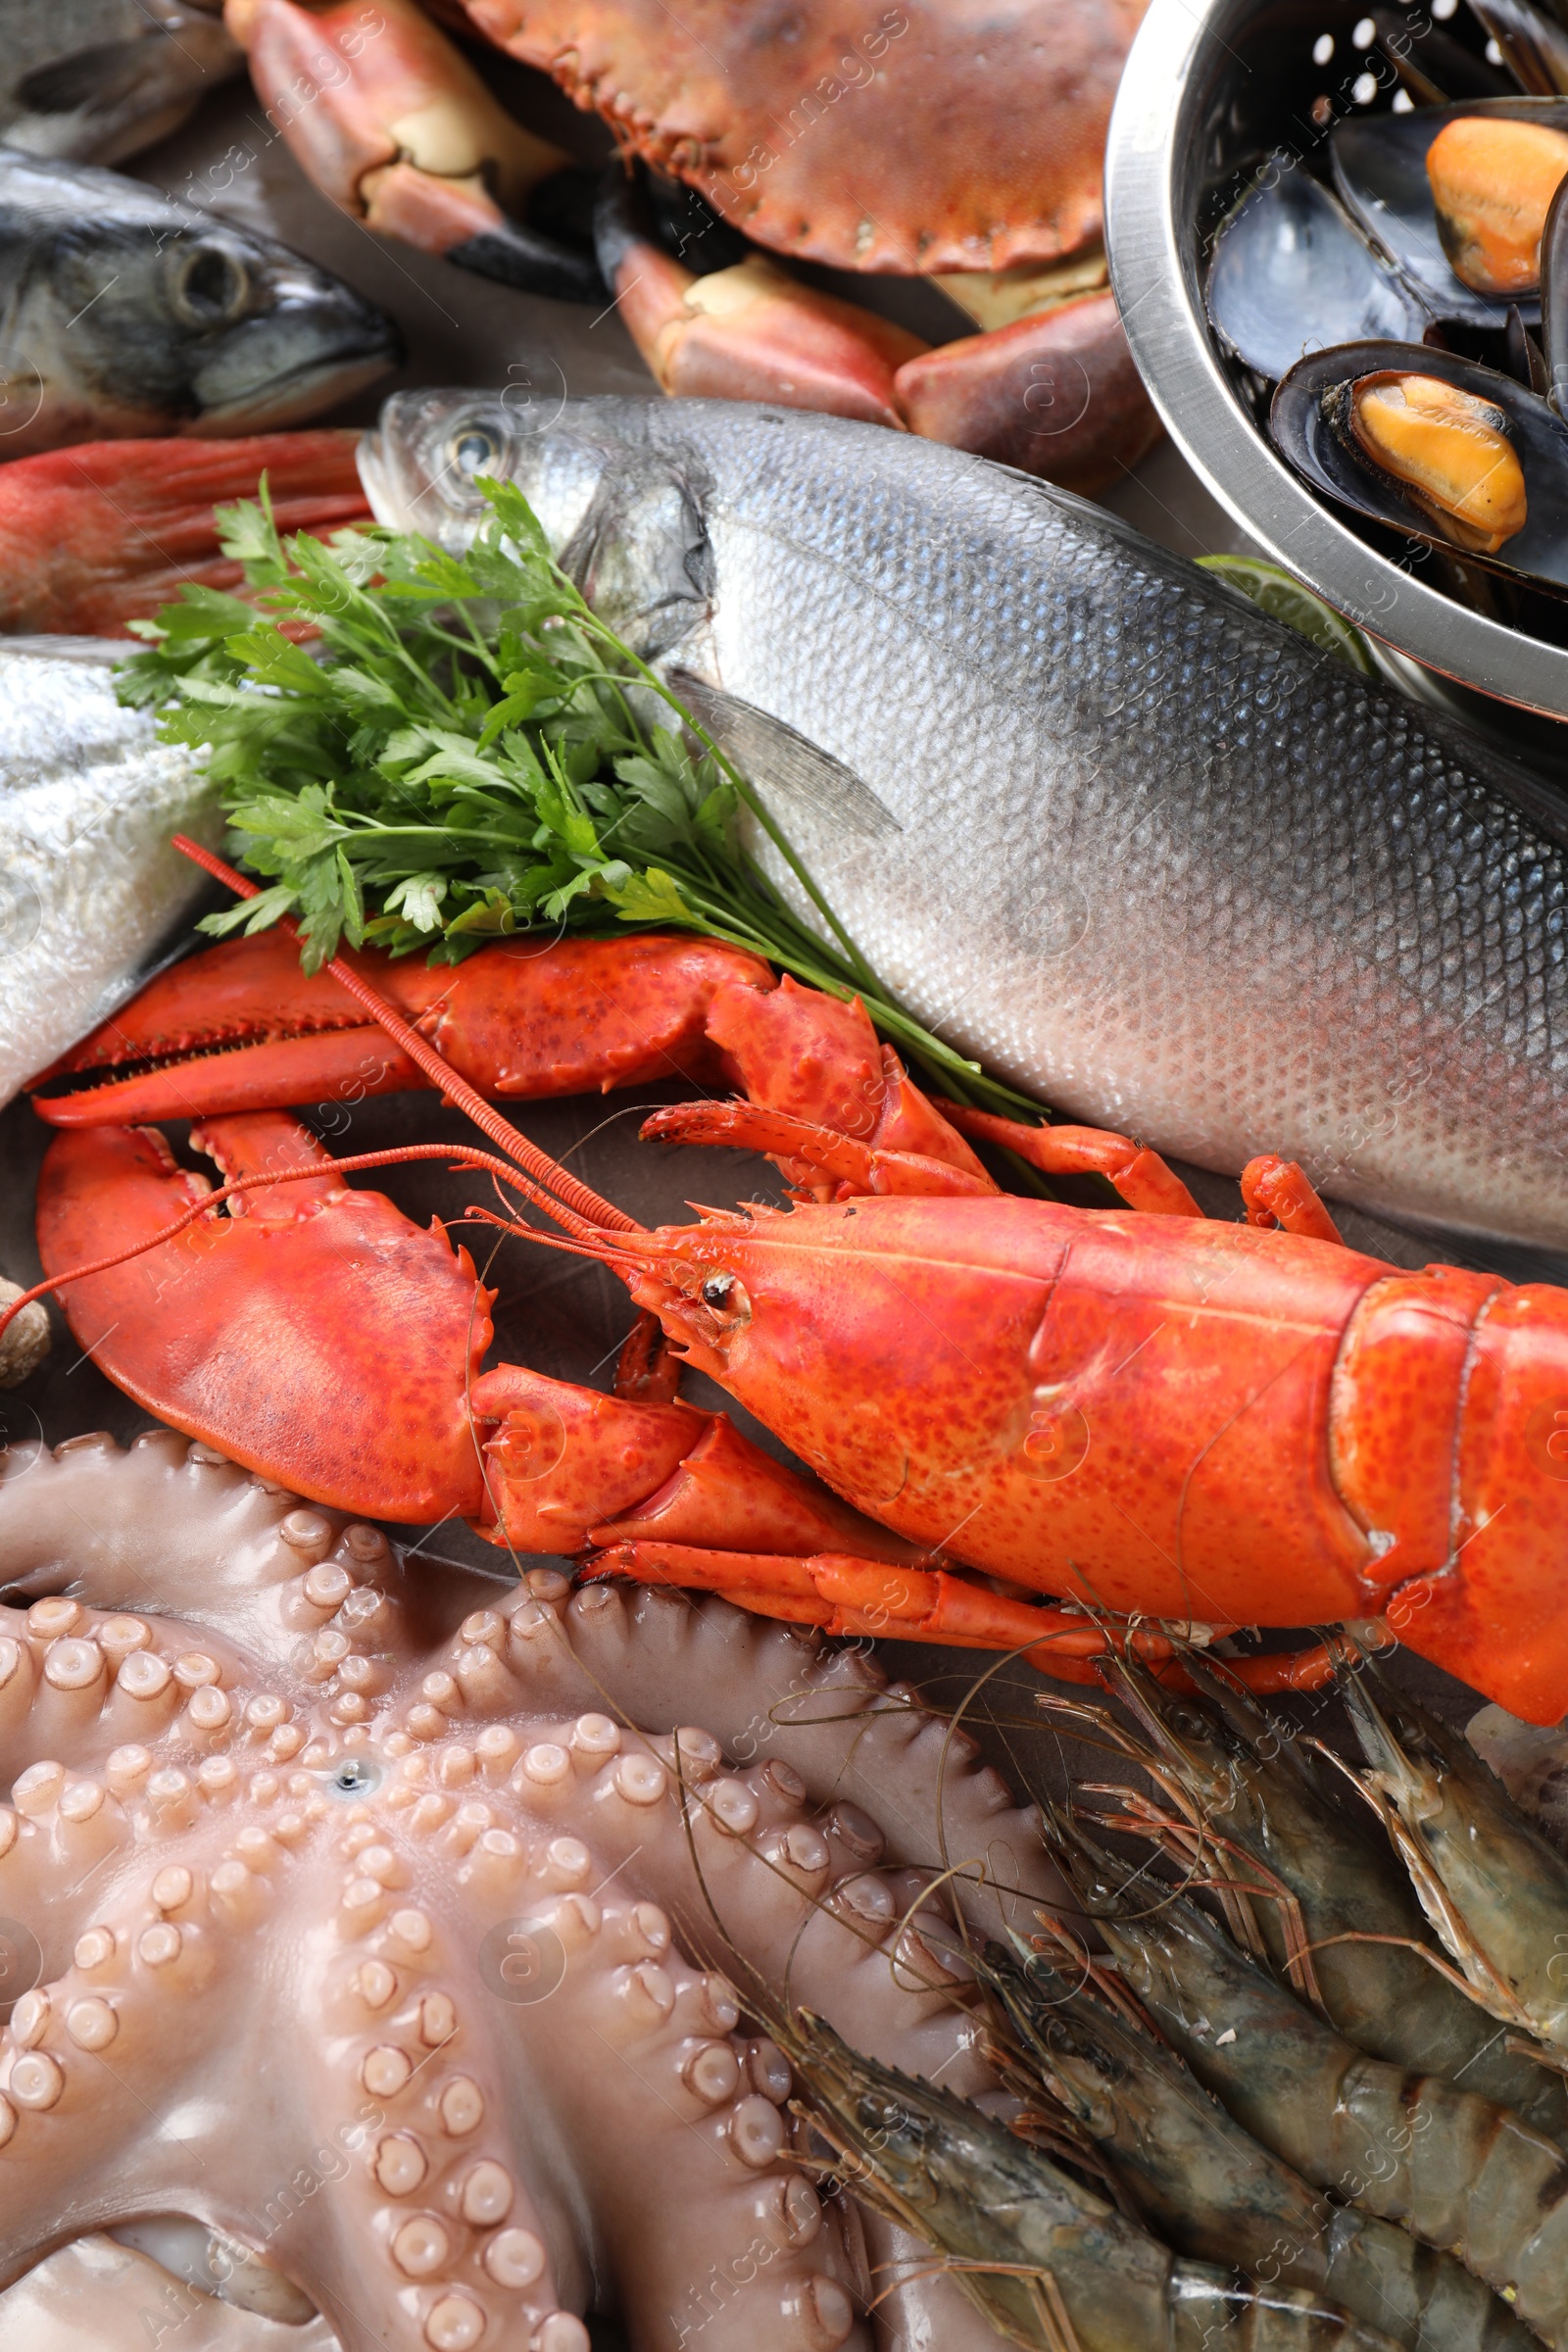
1100,1887,1568,2348
984,1939,1533,2352
783,2008,1407,2352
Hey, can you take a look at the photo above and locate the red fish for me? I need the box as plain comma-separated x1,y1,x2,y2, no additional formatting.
0,432,370,637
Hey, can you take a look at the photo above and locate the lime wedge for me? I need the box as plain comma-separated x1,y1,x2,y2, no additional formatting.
1198,554,1377,675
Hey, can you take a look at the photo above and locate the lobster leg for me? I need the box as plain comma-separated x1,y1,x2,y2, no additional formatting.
587,1541,1188,1683
1241,1155,1346,1244
225,0,603,298
939,1103,1205,1216
652,1091,1207,1216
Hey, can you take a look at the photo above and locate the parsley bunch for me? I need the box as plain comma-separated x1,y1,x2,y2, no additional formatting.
117,475,1042,1123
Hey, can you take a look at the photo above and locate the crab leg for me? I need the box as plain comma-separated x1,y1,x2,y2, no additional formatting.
593,161,1159,490
894,289,1164,497
225,0,603,296
595,166,928,429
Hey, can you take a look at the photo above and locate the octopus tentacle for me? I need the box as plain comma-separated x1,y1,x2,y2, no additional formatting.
491,1578,1059,1938
0,1432,1037,2348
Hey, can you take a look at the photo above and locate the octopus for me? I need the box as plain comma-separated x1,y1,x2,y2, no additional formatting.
0,1427,1050,2352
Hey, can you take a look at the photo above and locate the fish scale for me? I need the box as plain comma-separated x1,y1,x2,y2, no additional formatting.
0,644,220,1106
362,392,1568,1250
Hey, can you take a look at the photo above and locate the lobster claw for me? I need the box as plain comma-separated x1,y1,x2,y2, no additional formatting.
35,1114,493,1522
33,929,772,1126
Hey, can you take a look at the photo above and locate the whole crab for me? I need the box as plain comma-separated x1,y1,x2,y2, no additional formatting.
218,0,1159,493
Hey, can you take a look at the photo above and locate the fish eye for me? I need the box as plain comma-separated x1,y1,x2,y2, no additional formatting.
171,241,250,327
326,1758,381,1799
452,426,499,478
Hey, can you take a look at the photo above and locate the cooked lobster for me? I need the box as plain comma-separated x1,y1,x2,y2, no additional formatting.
15,855,1568,1726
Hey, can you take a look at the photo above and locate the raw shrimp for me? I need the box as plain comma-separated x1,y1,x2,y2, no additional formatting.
980,1937,1532,2352
1342,1664,1568,2053
778,2009,1408,2352
1049,1655,1568,2136
1087,1882,1568,2348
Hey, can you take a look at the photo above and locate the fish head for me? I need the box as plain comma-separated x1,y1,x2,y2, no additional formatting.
1,6,245,170
359,388,715,662
0,155,400,449
175,233,401,432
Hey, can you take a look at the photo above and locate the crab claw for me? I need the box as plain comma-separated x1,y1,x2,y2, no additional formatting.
34,1113,492,1519
595,165,927,428
893,291,1163,496
226,0,603,298
32,929,773,1126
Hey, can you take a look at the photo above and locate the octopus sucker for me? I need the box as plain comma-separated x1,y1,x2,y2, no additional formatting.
0,1430,1027,2350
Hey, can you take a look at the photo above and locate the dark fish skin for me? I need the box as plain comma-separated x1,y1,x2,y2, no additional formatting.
362,393,1568,1250
0,149,401,455
0,0,243,169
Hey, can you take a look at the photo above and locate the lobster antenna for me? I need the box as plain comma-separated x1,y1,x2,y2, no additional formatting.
172,838,643,1239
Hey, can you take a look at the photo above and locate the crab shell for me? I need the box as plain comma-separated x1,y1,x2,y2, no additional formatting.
451,0,1145,273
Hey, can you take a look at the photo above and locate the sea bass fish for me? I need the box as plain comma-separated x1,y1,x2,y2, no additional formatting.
0,640,220,1105
0,0,243,169
0,150,401,455
362,391,1568,1250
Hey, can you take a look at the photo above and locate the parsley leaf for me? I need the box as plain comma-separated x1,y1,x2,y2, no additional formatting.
116,474,1047,1127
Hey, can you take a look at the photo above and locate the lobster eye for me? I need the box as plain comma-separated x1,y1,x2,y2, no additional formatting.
700,1271,750,1319
452,425,498,477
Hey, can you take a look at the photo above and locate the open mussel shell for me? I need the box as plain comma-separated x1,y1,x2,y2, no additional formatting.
1271,339,1568,589
1333,98,1568,325
1467,0,1568,98
1544,171,1568,407
1205,172,1431,382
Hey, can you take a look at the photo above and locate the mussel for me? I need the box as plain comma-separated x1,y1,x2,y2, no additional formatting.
1427,113,1568,292
1272,340,1568,588
1334,98,1568,324
1348,372,1527,549
1204,172,1432,383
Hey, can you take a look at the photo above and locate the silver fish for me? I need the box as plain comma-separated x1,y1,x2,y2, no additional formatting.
362,391,1568,1252
0,149,401,455
0,637,220,1107
0,0,243,169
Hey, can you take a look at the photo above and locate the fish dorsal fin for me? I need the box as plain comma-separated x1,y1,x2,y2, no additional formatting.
670,668,902,842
